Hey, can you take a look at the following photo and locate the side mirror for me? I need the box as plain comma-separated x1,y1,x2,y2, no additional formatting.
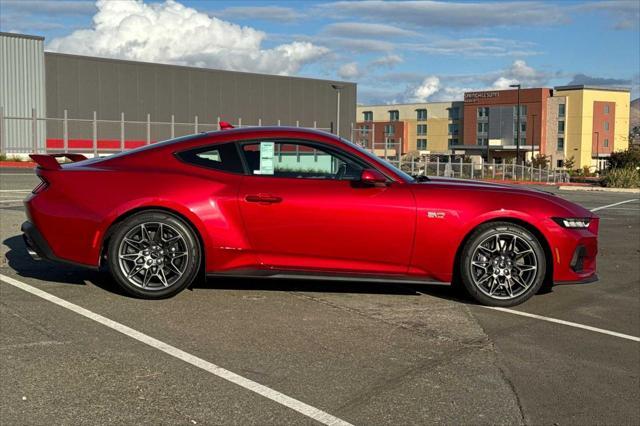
360,169,387,184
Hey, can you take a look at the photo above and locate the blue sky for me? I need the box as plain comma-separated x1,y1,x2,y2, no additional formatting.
1,0,638,103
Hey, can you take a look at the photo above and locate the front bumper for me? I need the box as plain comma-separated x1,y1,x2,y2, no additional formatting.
548,217,599,284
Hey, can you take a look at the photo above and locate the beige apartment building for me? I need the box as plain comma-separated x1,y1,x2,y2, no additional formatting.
356,86,630,170
354,101,464,158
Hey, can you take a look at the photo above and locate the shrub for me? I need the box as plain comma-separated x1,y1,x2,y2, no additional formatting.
603,167,640,188
607,146,640,170
0,154,24,162
531,154,549,169
564,156,575,171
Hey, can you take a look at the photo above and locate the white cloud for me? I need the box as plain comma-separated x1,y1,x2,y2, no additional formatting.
406,38,540,57
46,0,328,76
575,0,640,30
338,62,361,80
318,1,566,28
400,60,551,102
323,22,418,38
371,54,403,68
0,0,96,15
405,76,441,102
213,6,304,23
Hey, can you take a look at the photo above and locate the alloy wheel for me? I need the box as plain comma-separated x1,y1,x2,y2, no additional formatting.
469,232,538,300
117,222,189,290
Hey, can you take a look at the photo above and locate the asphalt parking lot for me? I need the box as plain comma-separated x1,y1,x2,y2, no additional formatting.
1,168,638,425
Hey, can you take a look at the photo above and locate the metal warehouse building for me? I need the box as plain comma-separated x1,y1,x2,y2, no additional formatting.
0,32,356,155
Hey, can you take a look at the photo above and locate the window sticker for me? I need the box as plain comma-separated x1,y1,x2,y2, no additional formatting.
258,141,275,175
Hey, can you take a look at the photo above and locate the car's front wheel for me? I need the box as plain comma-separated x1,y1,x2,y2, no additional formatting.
460,222,546,307
108,211,201,299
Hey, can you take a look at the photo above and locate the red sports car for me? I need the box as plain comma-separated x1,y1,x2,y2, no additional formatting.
23,127,598,306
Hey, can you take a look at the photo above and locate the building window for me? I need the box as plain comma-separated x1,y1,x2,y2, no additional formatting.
477,107,489,118
604,105,610,114
417,124,427,135
448,107,460,120
384,124,394,134
604,121,609,131
477,138,488,146
477,122,488,133
416,109,427,121
557,137,564,150
559,104,565,117
449,138,459,146
417,139,427,150
558,121,565,133
386,138,395,148
557,159,564,168
448,123,459,135
389,110,399,121
604,138,609,147
514,105,528,116
363,111,373,121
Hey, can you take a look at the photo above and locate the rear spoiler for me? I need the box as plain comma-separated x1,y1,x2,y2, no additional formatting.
30,153,87,170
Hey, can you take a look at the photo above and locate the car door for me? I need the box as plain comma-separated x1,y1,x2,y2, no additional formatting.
237,139,416,275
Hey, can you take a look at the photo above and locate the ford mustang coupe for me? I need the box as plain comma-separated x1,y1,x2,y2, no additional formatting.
23,127,598,306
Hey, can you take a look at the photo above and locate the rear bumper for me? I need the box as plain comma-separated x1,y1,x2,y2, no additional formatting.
22,221,51,261
21,221,97,270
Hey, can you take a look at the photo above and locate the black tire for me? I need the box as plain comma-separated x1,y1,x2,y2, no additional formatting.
460,222,546,307
107,211,201,299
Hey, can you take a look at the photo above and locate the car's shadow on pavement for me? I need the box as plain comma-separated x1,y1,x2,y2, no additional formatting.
3,234,483,304
3,235,126,295
194,276,467,302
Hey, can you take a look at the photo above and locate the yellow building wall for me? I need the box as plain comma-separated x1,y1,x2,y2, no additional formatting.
561,89,630,169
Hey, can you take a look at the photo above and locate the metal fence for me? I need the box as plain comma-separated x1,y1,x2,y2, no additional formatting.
0,108,568,183
0,108,332,155
391,157,569,183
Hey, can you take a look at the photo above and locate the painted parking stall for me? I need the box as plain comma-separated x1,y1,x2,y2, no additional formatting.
1,172,639,424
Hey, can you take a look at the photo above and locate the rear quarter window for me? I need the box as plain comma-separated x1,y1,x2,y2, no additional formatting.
176,142,244,173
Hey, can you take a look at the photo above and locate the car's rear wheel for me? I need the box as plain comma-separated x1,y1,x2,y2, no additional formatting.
460,222,546,307
108,211,200,299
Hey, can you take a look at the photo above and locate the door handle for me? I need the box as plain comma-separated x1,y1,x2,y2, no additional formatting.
245,194,282,204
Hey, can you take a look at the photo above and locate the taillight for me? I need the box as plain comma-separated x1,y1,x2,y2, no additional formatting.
32,176,49,194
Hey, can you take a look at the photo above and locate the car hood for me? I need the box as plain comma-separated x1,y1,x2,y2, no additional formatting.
415,177,594,218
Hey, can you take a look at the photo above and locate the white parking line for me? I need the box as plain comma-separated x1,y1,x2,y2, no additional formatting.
0,189,31,192
483,307,640,342
590,199,639,212
0,274,352,426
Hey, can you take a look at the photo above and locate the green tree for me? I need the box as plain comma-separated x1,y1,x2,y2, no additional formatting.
531,154,549,169
607,146,640,170
564,156,575,170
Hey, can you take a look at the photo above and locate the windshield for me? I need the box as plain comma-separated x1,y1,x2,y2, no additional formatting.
340,138,415,183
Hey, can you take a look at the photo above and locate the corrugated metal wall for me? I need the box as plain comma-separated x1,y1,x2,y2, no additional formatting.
0,32,46,153
45,52,357,143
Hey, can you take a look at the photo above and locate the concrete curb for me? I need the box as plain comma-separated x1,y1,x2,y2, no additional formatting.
558,185,640,194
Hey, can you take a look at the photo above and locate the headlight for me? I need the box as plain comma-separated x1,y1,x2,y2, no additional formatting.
553,218,591,228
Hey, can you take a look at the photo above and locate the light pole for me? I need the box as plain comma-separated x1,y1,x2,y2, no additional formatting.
595,131,600,173
331,84,344,137
531,114,536,161
510,84,521,164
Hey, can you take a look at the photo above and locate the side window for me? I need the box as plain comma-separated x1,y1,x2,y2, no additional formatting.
241,141,363,180
176,142,244,173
